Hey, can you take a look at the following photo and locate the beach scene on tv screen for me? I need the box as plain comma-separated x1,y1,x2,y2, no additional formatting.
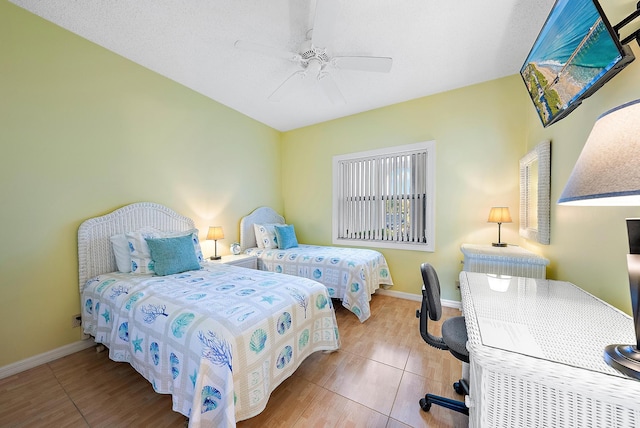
521,0,622,125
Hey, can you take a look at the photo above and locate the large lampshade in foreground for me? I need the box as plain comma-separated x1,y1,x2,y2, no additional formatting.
559,99,640,206
487,207,512,247
558,99,640,379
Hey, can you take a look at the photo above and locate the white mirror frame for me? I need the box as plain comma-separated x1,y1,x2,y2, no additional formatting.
519,140,551,244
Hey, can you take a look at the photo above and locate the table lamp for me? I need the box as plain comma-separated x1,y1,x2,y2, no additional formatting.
488,207,512,247
206,226,224,260
558,98,640,379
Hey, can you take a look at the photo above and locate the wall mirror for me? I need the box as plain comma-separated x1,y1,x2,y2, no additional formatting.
520,140,551,244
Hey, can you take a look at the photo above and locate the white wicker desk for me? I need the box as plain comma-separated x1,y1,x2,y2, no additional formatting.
460,271,640,427
461,243,549,279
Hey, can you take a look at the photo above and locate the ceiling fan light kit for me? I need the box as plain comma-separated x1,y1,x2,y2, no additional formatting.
234,0,393,104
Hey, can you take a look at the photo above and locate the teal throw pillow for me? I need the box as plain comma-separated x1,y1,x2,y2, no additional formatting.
274,224,299,250
145,234,200,276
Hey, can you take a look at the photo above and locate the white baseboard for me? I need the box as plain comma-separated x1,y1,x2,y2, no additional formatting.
375,288,462,309
0,340,95,380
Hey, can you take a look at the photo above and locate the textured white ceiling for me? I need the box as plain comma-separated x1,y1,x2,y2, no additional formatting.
11,0,555,131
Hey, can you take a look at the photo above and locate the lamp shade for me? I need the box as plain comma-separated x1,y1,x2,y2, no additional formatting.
206,226,224,241
487,207,512,223
558,99,640,206
558,99,640,380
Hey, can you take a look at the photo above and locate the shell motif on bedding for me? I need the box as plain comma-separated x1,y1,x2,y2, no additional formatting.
170,352,180,379
201,385,222,413
249,328,268,354
150,342,160,365
97,279,116,293
171,312,195,338
315,294,328,310
276,312,292,335
276,345,293,369
125,292,144,310
298,329,310,349
118,322,129,342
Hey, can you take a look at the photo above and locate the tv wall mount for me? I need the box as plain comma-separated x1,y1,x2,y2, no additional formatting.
615,1,640,46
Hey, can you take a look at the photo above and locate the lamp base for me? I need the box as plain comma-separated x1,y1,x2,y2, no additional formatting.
492,242,507,247
210,255,221,260
604,344,640,379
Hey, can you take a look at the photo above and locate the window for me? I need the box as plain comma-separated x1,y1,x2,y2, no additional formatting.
332,141,435,251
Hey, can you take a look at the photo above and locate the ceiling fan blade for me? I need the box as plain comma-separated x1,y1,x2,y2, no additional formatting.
311,0,340,48
332,56,393,73
269,70,308,102
318,72,346,104
234,40,300,62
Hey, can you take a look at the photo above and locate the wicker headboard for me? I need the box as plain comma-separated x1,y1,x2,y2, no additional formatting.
239,207,285,250
77,202,195,292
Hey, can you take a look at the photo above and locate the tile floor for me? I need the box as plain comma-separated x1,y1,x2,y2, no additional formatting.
0,294,468,427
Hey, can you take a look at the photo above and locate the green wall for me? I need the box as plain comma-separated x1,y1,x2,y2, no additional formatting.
1,2,282,367
4,0,640,370
281,76,527,302
282,3,640,312
524,40,640,313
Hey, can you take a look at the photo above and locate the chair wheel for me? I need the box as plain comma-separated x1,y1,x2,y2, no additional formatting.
419,397,432,412
453,381,464,395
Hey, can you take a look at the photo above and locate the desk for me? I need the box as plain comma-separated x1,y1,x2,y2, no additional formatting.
461,243,549,279
460,271,640,427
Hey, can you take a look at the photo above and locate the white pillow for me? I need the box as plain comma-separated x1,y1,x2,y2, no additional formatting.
110,234,131,273
126,227,161,274
254,223,279,249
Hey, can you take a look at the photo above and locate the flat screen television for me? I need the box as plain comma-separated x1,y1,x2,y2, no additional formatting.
520,0,635,127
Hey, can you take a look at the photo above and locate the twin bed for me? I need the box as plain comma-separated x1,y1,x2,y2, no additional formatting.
239,207,394,322
78,203,340,427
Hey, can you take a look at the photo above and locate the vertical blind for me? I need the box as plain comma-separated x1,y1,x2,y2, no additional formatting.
336,148,429,244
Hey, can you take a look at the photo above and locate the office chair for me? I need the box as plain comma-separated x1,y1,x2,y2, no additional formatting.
416,262,469,415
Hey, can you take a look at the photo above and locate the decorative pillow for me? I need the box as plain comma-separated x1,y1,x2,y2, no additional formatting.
145,235,201,276
110,234,131,273
164,228,204,264
274,224,299,250
254,223,279,249
126,227,161,274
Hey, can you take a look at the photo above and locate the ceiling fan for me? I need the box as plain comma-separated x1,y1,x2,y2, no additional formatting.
234,0,393,104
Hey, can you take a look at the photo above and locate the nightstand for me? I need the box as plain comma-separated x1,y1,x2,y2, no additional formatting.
460,243,549,279
209,254,257,269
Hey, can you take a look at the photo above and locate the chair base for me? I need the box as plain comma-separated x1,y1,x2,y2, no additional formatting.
419,379,469,416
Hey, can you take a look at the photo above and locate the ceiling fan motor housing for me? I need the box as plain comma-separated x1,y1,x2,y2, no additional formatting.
300,39,329,66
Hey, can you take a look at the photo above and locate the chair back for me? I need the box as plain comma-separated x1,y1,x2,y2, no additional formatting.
419,263,448,350
421,263,442,321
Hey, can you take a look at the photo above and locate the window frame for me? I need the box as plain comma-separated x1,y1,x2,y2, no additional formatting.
331,141,436,252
